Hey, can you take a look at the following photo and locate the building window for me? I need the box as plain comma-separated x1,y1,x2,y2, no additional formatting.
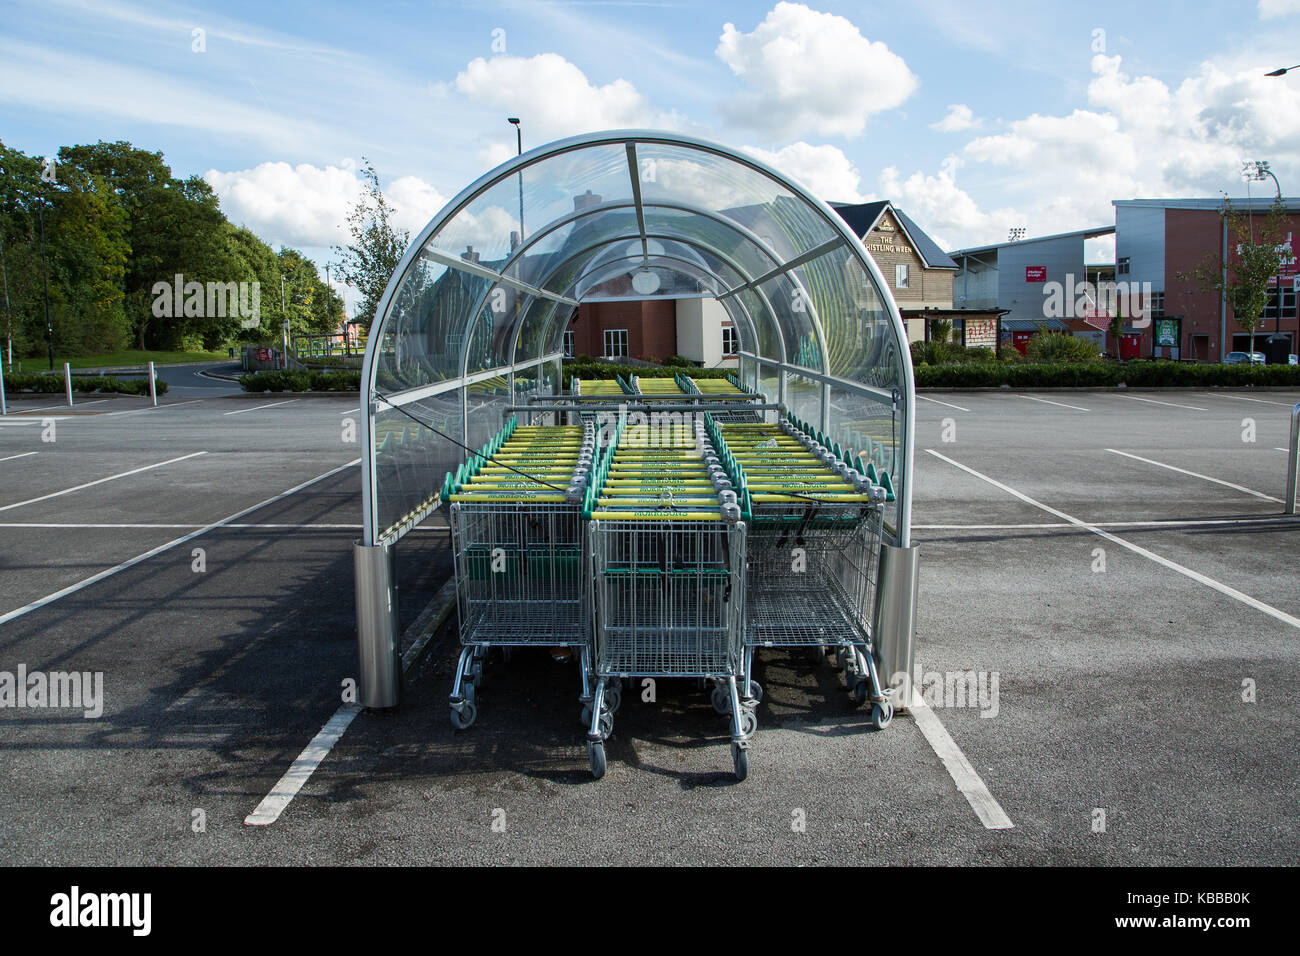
1262,287,1297,322
895,264,910,289
1117,257,1130,275
1148,293,1164,318
603,329,628,358
721,326,739,355
563,330,575,358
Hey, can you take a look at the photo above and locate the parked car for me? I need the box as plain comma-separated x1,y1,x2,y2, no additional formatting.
1289,354,1298,366
1223,351,1266,365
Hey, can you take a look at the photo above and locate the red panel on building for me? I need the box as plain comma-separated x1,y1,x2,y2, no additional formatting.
1025,266,1047,282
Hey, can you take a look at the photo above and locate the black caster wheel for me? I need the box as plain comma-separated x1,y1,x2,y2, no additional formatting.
588,740,607,779
731,742,749,781
450,700,477,730
871,700,894,730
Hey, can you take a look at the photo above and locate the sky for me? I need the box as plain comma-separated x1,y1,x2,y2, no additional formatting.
4,0,1299,311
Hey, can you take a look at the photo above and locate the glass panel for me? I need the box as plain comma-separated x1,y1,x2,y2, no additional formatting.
786,372,821,426
430,143,634,266
757,271,824,372
634,142,838,264
827,381,901,532
374,393,461,539
375,258,492,394
794,248,902,389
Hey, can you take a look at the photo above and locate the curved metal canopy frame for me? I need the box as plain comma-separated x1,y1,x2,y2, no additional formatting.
360,130,916,550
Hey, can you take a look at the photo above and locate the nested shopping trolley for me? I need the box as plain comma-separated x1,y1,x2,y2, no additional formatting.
444,416,599,729
583,411,752,779
710,414,895,730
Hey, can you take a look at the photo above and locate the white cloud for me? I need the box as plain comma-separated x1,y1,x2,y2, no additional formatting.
453,53,681,142
741,142,868,202
878,159,1021,252
1259,0,1300,19
715,2,918,138
205,162,448,251
931,104,981,133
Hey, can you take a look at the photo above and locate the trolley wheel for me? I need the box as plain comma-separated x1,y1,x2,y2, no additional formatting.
470,658,484,685
598,710,614,740
588,741,607,779
731,742,749,781
580,703,593,726
450,700,477,730
744,680,764,705
852,681,869,707
739,709,758,738
871,700,894,731
711,685,730,715
605,685,623,713
463,681,476,704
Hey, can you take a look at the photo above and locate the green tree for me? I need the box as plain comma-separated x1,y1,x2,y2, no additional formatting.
1179,197,1291,341
332,159,408,327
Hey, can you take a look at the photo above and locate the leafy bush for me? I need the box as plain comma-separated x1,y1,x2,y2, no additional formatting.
910,341,999,366
1025,332,1101,364
661,355,697,368
563,362,733,381
240,370,360,392
914,361,1300,388
2,372,167,396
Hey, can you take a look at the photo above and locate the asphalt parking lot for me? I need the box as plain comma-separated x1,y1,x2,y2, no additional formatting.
1,381,1297,865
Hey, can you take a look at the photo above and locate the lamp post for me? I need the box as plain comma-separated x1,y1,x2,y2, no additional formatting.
1265,63,1299,77
39,201,51,370
1244,161,1286,349
508,117,523,241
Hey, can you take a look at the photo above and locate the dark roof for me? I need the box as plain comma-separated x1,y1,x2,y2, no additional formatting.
829,201,958,270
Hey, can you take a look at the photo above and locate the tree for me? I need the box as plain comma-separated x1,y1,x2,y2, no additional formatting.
1179,197,1291,343
332,159,408,328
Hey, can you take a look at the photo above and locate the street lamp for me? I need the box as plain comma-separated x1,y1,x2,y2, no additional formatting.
1266,63,1299,77
508,117,523,241
1244,160,1286,344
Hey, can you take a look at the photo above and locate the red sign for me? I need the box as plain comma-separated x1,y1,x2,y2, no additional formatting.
1025,266,1047,282
256,348,270,361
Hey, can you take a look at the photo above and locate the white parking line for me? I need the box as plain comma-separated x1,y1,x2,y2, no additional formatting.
0,452,39,463
913,516,1300,530
927,449,1300,631
1205,393,1296,407
244,704,361,826
0,451,207,513
1111,394,1207,411
1017,394,1089,412
917,395,970,412
6,399,109,414
224,399,300,416
909,692,1013,830
105,400,202,417
0,458,360,626
1105,449,1282,503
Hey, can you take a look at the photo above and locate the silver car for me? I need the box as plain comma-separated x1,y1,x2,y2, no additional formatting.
1223,351,1266,365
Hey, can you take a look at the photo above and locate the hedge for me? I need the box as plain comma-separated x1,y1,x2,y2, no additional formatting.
563,362,735,381
2,372,167,396
240,370,361,392
915,361,1300,389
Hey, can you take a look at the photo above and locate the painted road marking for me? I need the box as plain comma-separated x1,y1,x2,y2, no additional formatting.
224,399,300,416
5,399,109,414
105,400,203,417
917,395,970,412
1111,394,1207,411
1205,393,1298,407
1106,449,1282,503
927,449,1300,631
244,704,362,827
913,516,1300,530
1017,394,1089,412
0,458,360,627
0,452,207,513
909,690,1014,830
0,452,39,463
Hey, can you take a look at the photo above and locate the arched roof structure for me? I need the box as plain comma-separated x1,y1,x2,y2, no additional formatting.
359,130,916,547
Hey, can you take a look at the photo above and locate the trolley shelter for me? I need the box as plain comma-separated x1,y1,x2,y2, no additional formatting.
354,131,921,775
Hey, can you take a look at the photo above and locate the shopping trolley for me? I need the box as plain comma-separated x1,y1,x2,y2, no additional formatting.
445,418,598,730
582,413,752,779
713,417,895,730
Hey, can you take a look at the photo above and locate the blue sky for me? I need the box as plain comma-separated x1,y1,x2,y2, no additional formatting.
4,0,1298,302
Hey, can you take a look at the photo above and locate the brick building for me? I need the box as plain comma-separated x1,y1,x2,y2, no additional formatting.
1113,198,1299,363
